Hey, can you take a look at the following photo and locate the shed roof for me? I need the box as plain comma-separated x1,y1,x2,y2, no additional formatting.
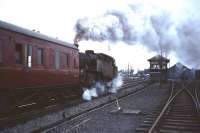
148,55,169,62
0,20,77,49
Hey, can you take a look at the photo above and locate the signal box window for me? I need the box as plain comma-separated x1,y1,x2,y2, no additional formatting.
15,44,23,64
37,48,44,65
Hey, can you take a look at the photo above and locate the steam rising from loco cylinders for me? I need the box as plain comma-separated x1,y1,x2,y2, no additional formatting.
74,0,200,68
82,74,123,101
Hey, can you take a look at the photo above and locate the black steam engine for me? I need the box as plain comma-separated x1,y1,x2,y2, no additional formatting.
79,50,117,87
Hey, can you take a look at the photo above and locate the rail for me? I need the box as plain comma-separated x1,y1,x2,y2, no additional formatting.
195,87,200,113
184,81,200,114
32,79,149,133
184,86,199,114
147,82,184,133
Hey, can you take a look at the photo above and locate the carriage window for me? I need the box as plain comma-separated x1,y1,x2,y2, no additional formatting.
64,53,69,67
37,48,44,65
55,49,60,69
25,44,32,67
15,44,23,64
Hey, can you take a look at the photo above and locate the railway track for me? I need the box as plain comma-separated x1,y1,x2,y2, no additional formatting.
0,77,148,129
136,81,200,133
121,77,149,89
31,78,150,133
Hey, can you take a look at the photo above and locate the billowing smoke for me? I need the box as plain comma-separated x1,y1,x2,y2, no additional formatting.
176,20,200,68
74,3,174,54
82,74,123,101
74,0,200,68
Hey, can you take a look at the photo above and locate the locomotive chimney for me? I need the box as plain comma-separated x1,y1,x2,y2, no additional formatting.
74,43,79,48
73,34,81,48
73,40,79,48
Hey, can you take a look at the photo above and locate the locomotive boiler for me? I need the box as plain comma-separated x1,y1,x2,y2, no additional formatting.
79,50,117,87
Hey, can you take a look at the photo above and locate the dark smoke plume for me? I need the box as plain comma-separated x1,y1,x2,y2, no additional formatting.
74,6,174,55
74,0,200,68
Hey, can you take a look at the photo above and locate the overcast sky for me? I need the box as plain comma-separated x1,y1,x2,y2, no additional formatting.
2,0,199,70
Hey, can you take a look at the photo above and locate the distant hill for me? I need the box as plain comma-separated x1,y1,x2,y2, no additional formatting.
167,63,195,80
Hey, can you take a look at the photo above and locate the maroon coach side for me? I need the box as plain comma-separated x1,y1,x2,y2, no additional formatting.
0,20,80,112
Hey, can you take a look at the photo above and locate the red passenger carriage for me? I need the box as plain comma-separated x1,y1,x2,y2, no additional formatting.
0,20,80,112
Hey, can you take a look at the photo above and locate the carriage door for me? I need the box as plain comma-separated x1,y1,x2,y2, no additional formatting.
0,40,3,65
25,44,32,68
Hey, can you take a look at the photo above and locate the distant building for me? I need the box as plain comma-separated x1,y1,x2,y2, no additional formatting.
148,55,169,82
167,63,195,80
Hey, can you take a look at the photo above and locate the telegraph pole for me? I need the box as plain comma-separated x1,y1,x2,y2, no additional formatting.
128,62,130,79
159,42,163,89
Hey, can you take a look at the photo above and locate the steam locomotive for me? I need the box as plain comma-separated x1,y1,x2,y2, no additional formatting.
0,20,117,112
80,50,117,87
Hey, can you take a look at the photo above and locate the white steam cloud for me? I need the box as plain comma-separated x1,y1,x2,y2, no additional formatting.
82,75,123,101
75,0,200,68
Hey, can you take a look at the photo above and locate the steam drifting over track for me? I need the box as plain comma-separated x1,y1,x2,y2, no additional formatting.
0,77,149,133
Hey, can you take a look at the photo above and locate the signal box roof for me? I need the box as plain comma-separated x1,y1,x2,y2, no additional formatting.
148,55,169,62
